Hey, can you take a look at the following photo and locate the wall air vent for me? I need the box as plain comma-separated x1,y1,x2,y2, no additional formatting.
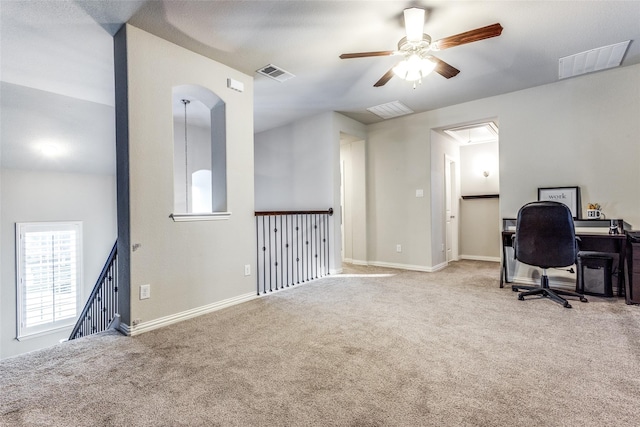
559,40,630,79
367,101,414,119
256,64,295,82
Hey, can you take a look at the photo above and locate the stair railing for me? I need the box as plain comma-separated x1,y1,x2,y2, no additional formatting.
69,241,118,340
255,208,333,295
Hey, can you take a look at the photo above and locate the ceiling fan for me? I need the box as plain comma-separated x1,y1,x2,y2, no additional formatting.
340,7,503,87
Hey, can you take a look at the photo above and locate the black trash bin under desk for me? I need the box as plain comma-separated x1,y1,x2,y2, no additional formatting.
577,251,614,297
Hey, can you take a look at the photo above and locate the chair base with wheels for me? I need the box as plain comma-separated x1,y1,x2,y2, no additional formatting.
512,269,588,308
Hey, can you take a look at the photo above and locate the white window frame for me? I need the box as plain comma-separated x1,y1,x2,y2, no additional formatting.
16,221,83,340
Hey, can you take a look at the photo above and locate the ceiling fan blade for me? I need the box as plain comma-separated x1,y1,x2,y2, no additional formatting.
433,23,503,51
430,57,460,79
404,7,425,42
340,51,394,59
373,68,395,87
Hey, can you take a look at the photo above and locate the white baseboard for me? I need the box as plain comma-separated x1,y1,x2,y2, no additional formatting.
341,259,368,266
460,255,501,263
257,273,337,296
118,292,257,337
367,261,443,273
430,261,449,272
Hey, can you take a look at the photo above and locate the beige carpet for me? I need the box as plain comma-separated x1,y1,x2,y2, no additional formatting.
2,260,640,426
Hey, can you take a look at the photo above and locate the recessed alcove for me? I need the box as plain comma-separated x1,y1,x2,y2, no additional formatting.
171,84,228,221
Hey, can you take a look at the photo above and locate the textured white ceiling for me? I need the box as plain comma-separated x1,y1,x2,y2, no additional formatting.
2,1,640,172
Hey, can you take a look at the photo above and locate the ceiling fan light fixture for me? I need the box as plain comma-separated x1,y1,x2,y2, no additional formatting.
421,57,437,75
393,55,436,83
404,8,425,42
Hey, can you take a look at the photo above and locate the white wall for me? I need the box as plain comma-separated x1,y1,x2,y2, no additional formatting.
366,117,436,270
115,25,255,332
255,112,334,211
498,65,640,223
459,198,500,261
460,141,499,196
459,141,500,261
366,63,640,271
254,111,366,273
0,169,116,359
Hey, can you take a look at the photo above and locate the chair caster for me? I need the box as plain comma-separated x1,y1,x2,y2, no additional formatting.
564,302,572,308
518,295,524,301
580,297,588,303
511,286,519,292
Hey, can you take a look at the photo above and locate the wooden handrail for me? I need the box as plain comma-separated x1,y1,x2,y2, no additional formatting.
255,208,333,217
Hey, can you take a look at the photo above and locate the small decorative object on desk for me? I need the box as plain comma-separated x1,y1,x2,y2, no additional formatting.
586,203,604,219
609,220,619,235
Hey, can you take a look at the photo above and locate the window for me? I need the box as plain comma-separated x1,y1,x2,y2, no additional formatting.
16,222,82,339
192,169,213,213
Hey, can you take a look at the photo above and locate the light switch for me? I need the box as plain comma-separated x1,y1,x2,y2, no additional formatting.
416,189,424,198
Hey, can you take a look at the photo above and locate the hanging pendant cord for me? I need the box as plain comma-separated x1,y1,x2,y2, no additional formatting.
182,99,190,212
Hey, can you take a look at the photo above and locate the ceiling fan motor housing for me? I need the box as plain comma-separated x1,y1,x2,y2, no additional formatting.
397,34,432,56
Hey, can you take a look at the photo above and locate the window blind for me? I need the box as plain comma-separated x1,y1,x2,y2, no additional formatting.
16,222,82,339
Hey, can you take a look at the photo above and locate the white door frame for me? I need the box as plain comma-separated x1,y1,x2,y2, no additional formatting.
444,154,459,263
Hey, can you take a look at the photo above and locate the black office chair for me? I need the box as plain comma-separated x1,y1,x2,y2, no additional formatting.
511,201,588,308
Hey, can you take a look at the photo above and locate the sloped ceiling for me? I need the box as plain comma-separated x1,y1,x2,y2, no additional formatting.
1,1,640,173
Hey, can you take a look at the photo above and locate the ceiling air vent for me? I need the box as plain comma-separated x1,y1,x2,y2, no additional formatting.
559,40,630,79
367,101,414,119
257,64,295,82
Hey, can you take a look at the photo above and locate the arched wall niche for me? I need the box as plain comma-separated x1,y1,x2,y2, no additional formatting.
172,84,227,220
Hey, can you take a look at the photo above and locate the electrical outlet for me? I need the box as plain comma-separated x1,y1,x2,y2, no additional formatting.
396,244,402,253
139,284,150,300
244,264,251,276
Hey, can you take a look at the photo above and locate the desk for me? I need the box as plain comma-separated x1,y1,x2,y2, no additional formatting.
500,219,631,295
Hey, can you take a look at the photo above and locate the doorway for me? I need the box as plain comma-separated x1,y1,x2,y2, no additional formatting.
441,120,501,263
339,132,367,265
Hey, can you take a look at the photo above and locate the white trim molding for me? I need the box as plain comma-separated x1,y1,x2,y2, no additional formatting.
258,274,335,296
170,212,231,222
368,261,446,273
460,255,501,263
118,292,256,336
342,259,368,266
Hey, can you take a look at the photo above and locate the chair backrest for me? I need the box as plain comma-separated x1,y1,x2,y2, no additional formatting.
514,201,577,269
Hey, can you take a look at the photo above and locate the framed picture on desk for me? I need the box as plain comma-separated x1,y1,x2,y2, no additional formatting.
538,186,581,219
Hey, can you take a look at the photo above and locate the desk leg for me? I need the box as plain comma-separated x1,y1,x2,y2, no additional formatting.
618,242,627,297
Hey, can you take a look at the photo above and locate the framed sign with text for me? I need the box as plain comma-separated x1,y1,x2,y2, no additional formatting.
538,186,581,219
